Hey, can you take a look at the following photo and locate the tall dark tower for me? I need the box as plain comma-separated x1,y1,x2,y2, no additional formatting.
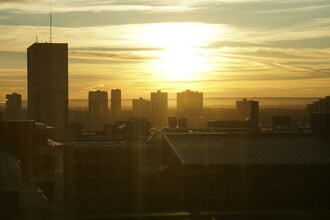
111,89,121,121
27,43,68,139
88,90,108,129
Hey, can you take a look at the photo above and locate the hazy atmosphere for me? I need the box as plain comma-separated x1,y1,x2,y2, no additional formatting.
1,0,330,100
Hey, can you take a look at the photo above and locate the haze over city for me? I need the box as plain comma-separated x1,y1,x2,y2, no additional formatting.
1,0,330,100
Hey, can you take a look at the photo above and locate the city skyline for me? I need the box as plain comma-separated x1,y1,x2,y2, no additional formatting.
1,0,330,101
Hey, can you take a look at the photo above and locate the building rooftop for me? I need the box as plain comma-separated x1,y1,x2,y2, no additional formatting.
163,133,330,165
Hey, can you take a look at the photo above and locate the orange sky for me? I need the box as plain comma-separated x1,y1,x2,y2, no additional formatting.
1,0,330,101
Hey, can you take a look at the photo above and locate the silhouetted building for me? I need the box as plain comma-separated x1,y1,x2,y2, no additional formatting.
54,140,161,219
27,43,68,139
5,92,22,120
132,97,150,118
111,89,121,121
129,118,151,138
178,117,188,128
161,133,330,214
311,113,330,134
88,90,109,129
208,120,251,132
0,153,21,219
272,116,292,132
307,96,330,121
0,120,58,201
177,90,203,116
151,90,168,127
236,98,259,133
168,117,178,128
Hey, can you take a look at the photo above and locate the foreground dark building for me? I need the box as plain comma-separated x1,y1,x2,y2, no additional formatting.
160,133,330,218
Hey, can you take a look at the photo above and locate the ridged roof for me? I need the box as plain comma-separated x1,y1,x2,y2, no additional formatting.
163,133,330,165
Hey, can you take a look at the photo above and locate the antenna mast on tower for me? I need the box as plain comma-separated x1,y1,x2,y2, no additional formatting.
49,1,53,43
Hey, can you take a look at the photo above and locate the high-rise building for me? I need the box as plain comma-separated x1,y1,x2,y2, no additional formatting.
5,93,22,120
111,89,121,121
151,90,168,127
132,97,150,118
236,98,259,133
177,90,203,116
27,43,68,139
88,90,108,129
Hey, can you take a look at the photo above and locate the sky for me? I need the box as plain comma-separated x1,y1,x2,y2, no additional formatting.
0,0,330,100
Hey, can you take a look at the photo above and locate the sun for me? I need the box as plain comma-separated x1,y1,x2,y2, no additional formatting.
144,22,216,81
153,47,209,81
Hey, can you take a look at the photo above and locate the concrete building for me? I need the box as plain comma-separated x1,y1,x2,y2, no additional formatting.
88,90,109,129
132,97,150,118
5,92,22,120
177,90,203,116
150,90,168,127
111,89,121,121
236,98,259,133
27,43,68,139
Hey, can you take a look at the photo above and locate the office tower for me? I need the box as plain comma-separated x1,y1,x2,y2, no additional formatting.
132,97,150,118
111,89,121,121
27,43,68,139
88,90,108,129
177,90,203,116
236,98,259,133
5,93,22,120
151,90,168,127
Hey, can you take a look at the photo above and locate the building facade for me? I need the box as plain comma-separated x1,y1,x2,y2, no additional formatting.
5,92,22,120
150,90,168,127
132,97,150,118
88,90,109,129
111,89,121,122
177,90,203,116
27,43,68,139
236,98,259,133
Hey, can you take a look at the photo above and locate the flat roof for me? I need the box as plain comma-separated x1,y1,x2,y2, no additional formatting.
163,133,330,165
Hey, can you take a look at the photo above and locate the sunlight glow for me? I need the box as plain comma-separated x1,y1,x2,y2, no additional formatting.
153,47,209,81
145,23,218,81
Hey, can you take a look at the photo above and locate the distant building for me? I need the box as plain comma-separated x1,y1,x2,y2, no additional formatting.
132,97,150,118
5,93,22,120
311,113,330,134
177,90,203,116
168,117,178,128
27,43,68,139
236,98,259,133
208,120,251,132
88,90,109,129
307,96,330,120
111,89,121,121
272,116,292,132
151,90,168,127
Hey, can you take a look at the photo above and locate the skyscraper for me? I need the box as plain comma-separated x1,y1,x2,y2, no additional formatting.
88,90,109,129
151,90,168,127
132,97,150,118
5,93,22,120
177,90,203,116
27,43,68,139
111,89,121,121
